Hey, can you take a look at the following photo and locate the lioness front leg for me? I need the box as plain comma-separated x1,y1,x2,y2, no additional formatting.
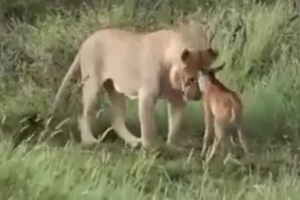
166,100,186,148
138,90,159,148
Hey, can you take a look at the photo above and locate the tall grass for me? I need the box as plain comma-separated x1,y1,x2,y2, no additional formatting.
1,0,299,146
0,140,299,199
0,0,300,198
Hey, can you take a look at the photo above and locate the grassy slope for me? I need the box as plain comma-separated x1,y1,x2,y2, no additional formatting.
0,141,299,200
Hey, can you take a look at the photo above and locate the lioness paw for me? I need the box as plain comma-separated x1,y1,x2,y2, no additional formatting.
80,139,99,149
126,138,142,148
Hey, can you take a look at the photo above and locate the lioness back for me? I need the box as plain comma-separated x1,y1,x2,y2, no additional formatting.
78,28,185,99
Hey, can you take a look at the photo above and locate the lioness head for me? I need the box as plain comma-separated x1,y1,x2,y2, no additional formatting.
170,47,219,101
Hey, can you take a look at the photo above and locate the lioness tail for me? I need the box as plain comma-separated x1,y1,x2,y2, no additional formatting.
50,54,80,115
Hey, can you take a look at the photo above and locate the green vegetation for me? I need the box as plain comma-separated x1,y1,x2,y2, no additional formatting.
0,0,300,199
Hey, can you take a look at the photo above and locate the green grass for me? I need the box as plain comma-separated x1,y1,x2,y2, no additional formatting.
0,140,299,200
1,0,300,199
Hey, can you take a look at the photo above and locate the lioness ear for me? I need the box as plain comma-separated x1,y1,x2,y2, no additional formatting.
181,49,190,63
210,63,225,74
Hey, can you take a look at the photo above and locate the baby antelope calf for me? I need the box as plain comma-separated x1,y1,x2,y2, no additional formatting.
198,64,249,163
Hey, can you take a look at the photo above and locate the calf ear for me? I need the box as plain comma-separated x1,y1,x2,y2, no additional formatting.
181,49,190,63
210,63,225,74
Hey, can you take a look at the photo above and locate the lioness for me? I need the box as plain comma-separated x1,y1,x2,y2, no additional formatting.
51,25,220,149
197,64,249,163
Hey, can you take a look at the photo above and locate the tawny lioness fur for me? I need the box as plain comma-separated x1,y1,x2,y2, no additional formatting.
198,64,249,163
50,24,220,149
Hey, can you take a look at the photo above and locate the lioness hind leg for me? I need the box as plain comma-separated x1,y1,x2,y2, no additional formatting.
80,78,99,146
104,81,141,147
